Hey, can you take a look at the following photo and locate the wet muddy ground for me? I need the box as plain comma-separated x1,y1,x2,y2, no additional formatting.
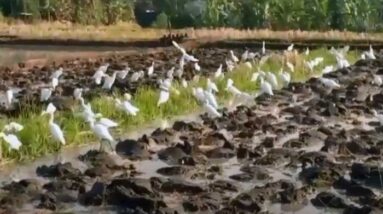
0,47,383,213
0,46,256,115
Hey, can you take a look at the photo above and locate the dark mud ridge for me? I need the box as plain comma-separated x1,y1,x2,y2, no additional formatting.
0,47,252,116
0,38,164,48
0,33,187,47
2,56,383,213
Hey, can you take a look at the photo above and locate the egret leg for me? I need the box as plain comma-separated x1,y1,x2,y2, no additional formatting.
107,140,114,153
54,144,63,164
99,140,104,152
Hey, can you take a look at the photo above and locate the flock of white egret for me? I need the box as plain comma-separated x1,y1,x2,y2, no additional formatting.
0,41,379,161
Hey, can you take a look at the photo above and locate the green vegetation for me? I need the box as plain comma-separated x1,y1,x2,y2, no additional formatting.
0,48,360,163
0,0,135,25
153,0,383,31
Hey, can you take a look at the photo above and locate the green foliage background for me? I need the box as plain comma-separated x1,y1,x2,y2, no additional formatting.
0,0,383,32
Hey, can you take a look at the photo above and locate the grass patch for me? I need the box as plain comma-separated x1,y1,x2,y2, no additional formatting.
0,48,361,162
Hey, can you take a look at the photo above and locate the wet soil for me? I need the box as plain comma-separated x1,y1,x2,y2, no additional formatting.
0,49,383,213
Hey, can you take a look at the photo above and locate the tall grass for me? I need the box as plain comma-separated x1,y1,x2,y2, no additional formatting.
0,48,360,162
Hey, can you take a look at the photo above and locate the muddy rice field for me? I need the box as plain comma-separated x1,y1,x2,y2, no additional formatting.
0,46,239,115
0,43,383,214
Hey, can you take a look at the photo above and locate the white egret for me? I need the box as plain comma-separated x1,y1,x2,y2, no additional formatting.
305,57,323,72
207,78,219,93
41,103,66,162
287,44,294,51
73,88,83,100
5,89,13,108
241,50,249,61
313,57,324,66
319,77,341,89
78,97,92,113
51,77,59,90
42,103,57,115
172,41,198,62
226,79,242,96
244,62,252,69
341,45,350,54
99,63,110,73
181,79,188,88
304,60,315,72
179,56,185,70
167,67,175,79
372,110,383,126
94,114,118,128
75,97,97,122
259,76,273,96
322,65,334,74
124,93,132,100
157,78,173,106
117,66,130,80
147,62,155,76
336,55,350,69
77,108,97,123
251,72,260,82
248,52,257,60
192,87,206,104
286,62,295,73
130,70,144,82
204,90,219,109
102,71,118,90
115,94,139,116
88,118,116,152
226,60,235,72
203,101,221,118
262,41,266,55
157,89,170,107
0,132,22,151
3,122,24,133
305,47,310,56
51,67,63,79
365,45,376,60
361,53,366,60
279,71,291,87
229,50,239,63
214,64,223,79
266,72,279,89
93,64,109,85
373,74,382,86
93,70,105,85
40,88,52,102
194,62,201,72
175,66,183,78
159,78,172,91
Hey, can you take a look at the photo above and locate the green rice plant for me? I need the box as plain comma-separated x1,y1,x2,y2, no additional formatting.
0,48,361,163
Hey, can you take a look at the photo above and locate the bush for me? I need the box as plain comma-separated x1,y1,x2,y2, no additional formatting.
151,12,168,28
